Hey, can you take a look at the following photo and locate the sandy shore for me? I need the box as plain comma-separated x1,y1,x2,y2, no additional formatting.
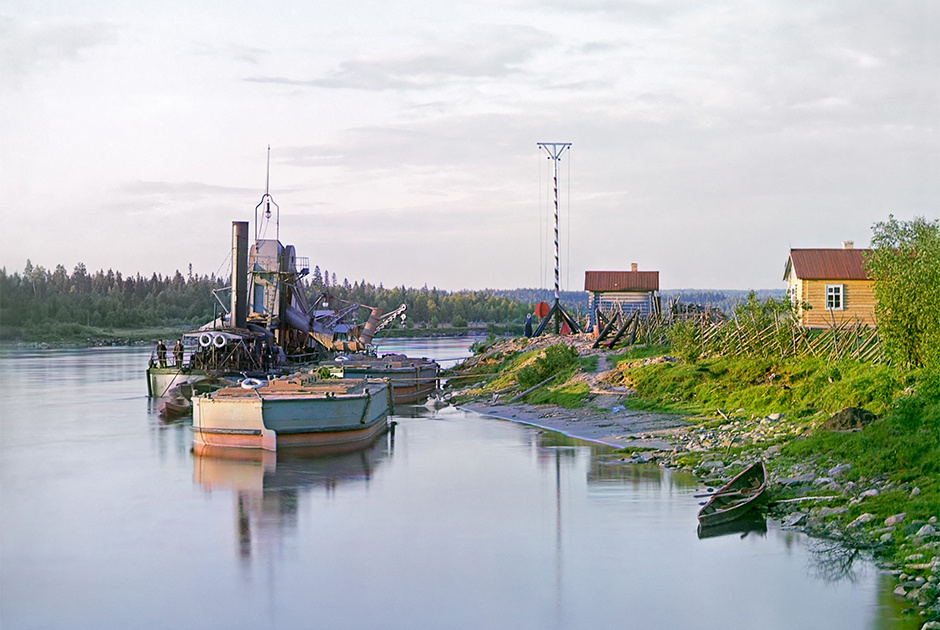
460,396,688,450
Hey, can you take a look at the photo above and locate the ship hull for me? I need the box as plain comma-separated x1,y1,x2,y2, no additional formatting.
341,355,440,404
192,376,391,453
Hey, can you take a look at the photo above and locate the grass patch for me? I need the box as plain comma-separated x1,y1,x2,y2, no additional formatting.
612,445,658,455
609,345,671,366
527,379,589,408
517,343,580,389
779,395,940,521
618,355,903,419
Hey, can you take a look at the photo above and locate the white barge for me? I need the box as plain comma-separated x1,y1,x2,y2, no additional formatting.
192,373,391,454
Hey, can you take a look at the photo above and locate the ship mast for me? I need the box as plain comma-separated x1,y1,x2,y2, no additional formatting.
254,145,279,242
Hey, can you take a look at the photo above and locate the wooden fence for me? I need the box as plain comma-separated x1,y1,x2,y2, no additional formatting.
599,309,885,364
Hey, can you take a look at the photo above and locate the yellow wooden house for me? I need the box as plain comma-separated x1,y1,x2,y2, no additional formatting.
783,242,876,328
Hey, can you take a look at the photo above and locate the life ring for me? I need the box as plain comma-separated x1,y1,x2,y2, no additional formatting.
213,334,227,348
199,333,213,347
241,378,264,389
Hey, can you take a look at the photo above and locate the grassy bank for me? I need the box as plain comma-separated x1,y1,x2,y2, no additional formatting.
447,337,939,621
611,352,940,622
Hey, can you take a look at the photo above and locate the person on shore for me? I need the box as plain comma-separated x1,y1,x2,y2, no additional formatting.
156,340,167,368
524,314,533,338
173,339,184,368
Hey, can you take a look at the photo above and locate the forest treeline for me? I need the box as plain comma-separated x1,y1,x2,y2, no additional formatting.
1,259,781,341
0,260,550,338
0,261,228,334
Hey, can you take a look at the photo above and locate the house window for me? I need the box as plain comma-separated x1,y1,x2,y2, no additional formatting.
826,284,844,310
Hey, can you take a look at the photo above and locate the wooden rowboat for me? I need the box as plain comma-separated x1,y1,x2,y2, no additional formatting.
696,460,766,527
158,385,193,419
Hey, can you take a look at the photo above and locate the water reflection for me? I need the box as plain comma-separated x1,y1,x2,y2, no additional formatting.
697,513,768,540
192,431,395,563
1,345,920,629
805,536,869,583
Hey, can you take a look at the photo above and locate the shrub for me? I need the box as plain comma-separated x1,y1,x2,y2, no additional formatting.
866,215,940,368
516,343,579,389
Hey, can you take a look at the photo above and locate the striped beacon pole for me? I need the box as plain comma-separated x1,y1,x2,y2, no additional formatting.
537,142,571,334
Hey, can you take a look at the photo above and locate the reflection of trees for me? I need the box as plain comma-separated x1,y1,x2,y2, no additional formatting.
805,537,873,583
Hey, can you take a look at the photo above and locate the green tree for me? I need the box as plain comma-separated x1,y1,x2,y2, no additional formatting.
865,215,940,368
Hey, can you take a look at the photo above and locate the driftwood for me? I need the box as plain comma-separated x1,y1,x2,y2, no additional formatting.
508,373,560,403
772,496,839,504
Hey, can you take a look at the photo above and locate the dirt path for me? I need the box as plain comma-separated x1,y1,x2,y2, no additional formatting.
451,335,690,449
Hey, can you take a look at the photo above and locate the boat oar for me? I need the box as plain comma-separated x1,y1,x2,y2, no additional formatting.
693,489,745,498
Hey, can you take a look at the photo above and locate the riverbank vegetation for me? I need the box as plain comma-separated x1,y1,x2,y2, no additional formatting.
449,332,938,619
445,217,940,621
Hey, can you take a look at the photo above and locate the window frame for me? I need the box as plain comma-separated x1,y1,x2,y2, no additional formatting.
825,284,844,311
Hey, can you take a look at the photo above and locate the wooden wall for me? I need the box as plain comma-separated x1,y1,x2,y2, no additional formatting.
795,279,876,328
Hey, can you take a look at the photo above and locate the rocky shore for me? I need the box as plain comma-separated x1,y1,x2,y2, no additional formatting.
449,335,939,626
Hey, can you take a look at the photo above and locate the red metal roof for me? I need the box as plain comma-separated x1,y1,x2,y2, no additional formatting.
584,270,659,292
787,249,870,280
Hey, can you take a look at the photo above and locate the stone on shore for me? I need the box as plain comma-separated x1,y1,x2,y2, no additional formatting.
886,513,908,527
819,406,876,431
849,513,876,528
916,524,938,538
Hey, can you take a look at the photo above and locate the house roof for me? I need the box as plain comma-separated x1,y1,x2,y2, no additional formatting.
785,249,870,281
584,270,659,292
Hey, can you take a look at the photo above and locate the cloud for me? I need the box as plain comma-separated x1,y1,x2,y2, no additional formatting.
114,180,256,217
245,24,551,91
193,42,268,65
0,17,118,87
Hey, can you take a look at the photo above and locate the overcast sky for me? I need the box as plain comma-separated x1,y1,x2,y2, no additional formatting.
1,1,937,291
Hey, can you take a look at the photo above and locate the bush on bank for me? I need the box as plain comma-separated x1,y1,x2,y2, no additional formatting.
616,355,904,418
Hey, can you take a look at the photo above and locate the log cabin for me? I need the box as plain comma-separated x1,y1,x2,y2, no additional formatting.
783,242,876,328
585,264,660,331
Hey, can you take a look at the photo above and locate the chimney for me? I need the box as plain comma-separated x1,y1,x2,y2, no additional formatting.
842,241,854,249
231,221,249,329
631,262,638,272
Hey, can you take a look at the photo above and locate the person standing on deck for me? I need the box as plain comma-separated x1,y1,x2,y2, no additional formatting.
156,340,167,368
173,339,184,368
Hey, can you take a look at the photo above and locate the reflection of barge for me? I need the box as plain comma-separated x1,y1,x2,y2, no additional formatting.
193,434,394,561
192,372,391,454
338,353,440,404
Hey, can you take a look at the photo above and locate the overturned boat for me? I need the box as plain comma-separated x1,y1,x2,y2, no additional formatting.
192,372,392,454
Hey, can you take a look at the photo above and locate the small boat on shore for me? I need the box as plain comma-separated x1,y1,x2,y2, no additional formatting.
696,460,767,527
192,373,392,454
157,387,192,419
338,353,440,404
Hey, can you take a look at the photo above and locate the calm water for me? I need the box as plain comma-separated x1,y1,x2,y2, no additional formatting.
0,340,916,629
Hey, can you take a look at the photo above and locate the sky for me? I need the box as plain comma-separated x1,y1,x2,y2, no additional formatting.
1,1,938,292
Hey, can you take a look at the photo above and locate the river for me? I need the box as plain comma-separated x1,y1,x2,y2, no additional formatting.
0,339,917,629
